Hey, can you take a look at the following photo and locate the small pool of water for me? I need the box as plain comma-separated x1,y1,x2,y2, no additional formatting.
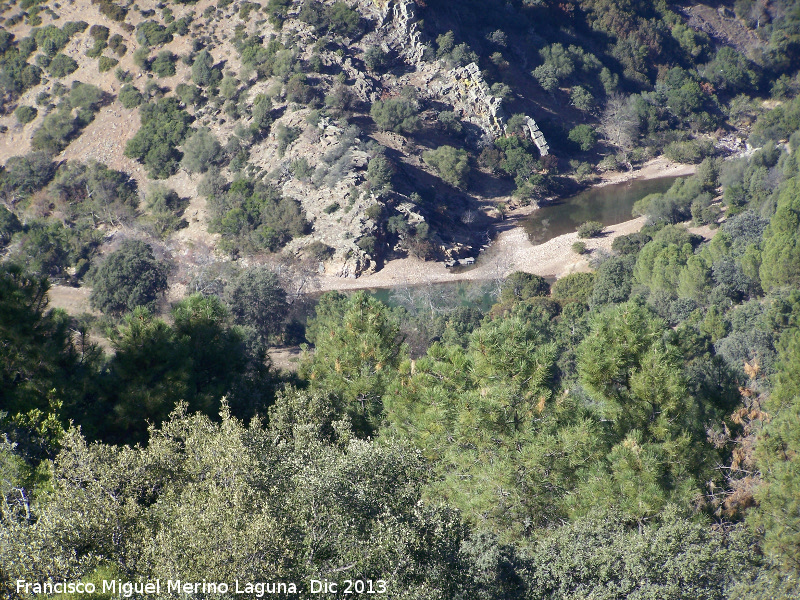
522,175,685,246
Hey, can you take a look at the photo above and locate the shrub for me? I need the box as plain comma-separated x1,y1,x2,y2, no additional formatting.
89,24,110,42
437,110,463,134
612,232,652,255
552,271,595,303
181,128,223,174
0,206,22,246
151,51,176,77
146,184,187,236
224,266,288,347
577,220,604,238
568,124,597,151
364,47,388,72
14,105,37,124
48,53,78,78
664,139,714,164
124,97,194,178
192,49,221,87
305,240,335,261
500,272,550,303
367,153,395,191
90,239,168,315
275,123,301,157
0,152,56,198
98,56,119,72
176,83,203,107
136,20,173,47
299,0,363,37
370,97,419,133
572,241,587,254
119,84,143,108
91,0,127,21
422,145,470,188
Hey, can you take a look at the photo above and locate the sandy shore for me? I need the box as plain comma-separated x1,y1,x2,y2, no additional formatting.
316,157,695,292
316,216,647,292
595,156,697,187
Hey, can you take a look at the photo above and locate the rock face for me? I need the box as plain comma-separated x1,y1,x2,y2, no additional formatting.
433,62,507,139
373,1,550,153
379,0,429,64
432,62,550,155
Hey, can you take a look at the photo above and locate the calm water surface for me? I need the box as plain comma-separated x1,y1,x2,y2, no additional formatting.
523,175,685,245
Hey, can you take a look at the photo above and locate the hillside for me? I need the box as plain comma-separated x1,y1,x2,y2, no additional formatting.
4,1,800,598
2,0,798,289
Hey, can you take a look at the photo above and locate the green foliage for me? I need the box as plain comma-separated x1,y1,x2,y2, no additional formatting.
568,124,597,151
577,220,603,238
118,83,142,108
191,49,221,87
423,145,470,188
91,0,127,21
136,20,173,47
0,152,55,199
275,123,301,157
634,225,697,293
87,297,248,443
384,310,576,536
591,255,635,307
208,178,308,255
572,240,587,254
364,46,388,72
633,176,706,225
500,272,550,303
532,43,601,92
760,178,800,290
703,47,759,95
47,53,78,78
124,97,194,178
303,292,404,436
89,239,168,315
367,153,395,191
180,127,222,174
30,83,107,154
48,159,138,226
265,0,291,27
0,264,81,417
574,301,715,520
749,96,800,146
14,105,37,124
0,206,22,246
664,138,715,164
150,50,176,77
370,97,419,133
224,266,288,351
526,509,754,600
299,0,363,38
97,56,118,73
750,328,800,572
146,184,187,237
552,272,595,304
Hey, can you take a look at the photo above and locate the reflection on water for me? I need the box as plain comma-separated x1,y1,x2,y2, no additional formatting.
523,175,685,246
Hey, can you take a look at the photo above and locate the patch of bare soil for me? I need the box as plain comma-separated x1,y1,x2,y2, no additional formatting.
268,346,303,373
48,284,96,315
